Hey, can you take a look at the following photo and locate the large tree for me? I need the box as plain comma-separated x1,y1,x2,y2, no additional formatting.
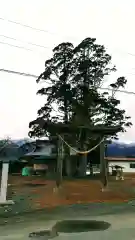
69,38,132,175
29,42,74,138
29,37,132,176
70,38,131,132
29,42,76,175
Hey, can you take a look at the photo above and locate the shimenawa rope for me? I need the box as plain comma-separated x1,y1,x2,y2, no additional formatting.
58,134,104,155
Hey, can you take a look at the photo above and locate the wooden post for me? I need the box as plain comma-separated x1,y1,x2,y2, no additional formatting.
100,138,108,189
0,162,14,205
89,161,93,176
0,162,9,202
56,135,64,188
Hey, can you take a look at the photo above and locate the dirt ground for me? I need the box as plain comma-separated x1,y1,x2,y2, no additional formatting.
1,175,135,238
4,174,135,215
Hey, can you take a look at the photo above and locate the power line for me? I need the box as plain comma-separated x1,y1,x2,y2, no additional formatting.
3,33,135,59
0,40,35,52
99,87,135,96
1,16,135,58
1,16,135,59
0,68,38,78
0,68,135,96
0,40,50,56
125,52,135,57
0,34,50,49
1,33,135,59
1,33,135,63
0,19,134,96
2,37,135,63
0,17,59,36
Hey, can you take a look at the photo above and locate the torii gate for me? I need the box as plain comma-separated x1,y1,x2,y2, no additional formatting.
31,119,121,189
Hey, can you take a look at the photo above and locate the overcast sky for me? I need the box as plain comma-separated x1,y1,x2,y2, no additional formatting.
0,0,135,142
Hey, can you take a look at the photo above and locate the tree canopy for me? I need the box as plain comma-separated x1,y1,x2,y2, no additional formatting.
29,37,132,146
28,37,132,177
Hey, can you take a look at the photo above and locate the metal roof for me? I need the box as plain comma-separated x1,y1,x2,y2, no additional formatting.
0,140,36,162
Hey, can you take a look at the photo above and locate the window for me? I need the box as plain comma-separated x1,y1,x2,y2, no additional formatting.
130,163,135,168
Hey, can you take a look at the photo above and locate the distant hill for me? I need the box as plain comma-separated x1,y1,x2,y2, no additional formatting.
106,141,135,157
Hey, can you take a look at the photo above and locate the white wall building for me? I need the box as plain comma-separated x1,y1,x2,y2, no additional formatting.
106,157,135,173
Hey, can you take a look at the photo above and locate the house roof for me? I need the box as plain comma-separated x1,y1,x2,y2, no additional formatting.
0,140,36,162
105,157,135,161
21,142,56,161
1,138,135,163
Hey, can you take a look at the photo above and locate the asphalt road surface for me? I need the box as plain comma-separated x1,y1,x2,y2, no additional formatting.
1,202,135,240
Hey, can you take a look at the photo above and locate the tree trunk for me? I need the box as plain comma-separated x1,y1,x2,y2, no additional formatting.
78,131,88,177
78,153,87,177
100,139,108,188
56,136,63,187
65,158,72,176
89,162,93,175
64,145,72,177
70,156,77,176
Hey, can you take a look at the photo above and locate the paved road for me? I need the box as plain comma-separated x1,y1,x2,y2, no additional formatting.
1,201,135,224
1,213,135,240
1,202,135,239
